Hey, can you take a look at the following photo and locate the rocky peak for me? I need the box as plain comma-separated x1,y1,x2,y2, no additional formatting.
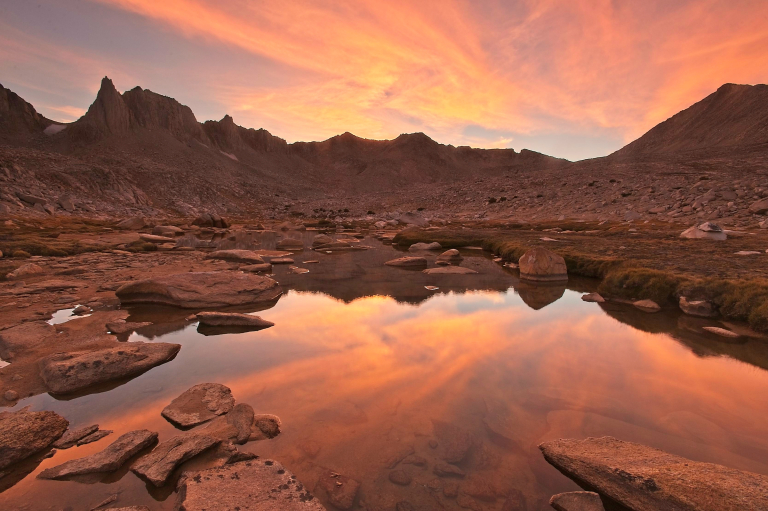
121,86,207,142
0,83,52,139
79,76,132,134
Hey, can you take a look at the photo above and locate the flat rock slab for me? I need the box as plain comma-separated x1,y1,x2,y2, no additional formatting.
106,320,152,335
240,263,273,272
196,312,274,329
423,266,478,274
539,436,768,511
116,272,282,308
409,242,442,251
276,238,304,250
176,459,325,510
139,234,175,243
53,424,100,449
78,429,113,445
0,408,68,470
131,434,220,486
702,326,740,339
550,492,606,511
205,250,265,264
271,257,294,264
385,257,428,268
38,429,158,479
162,383,235,428
318,470,360,510
0,321,56,361
39,342,181,395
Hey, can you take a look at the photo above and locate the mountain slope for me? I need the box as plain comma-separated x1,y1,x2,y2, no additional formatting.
614,83,768,158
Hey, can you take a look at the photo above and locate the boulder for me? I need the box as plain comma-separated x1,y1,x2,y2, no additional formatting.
39,342,181,395
196,312,274,329
679,296,716,318
437,249,463,263
193,213,228,228
518,248,568,282
200,404,280,444
0,408,68,470
423,266,478,274
680,224,727,240
53,424,100,449
162,383,235,428
318,470,360,510
205,250,265,264
276,238,304,250
633,299,661,313
116,217,146,230
385,256,428,268
312,234,333,247
152,225,183,236
550,492,605,511
6,263,44,280
409,242,442,251
131,433,220,486
16,192,47,205
139,233,175,243
116,272,281,308
37,430,158,479
749,197,768,214
539,437,768,511
175,459,326,511
581,293,605,303
58,197,75,212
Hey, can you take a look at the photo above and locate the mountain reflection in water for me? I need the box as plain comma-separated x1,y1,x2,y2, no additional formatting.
2,238,768,511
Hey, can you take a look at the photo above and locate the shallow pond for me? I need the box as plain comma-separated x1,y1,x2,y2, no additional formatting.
3,236,768,510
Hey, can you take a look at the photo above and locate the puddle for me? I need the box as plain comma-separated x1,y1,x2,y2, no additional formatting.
47,306,92,325
3,237,768,510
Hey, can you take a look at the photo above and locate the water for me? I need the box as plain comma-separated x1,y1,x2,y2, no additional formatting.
3,237,768,510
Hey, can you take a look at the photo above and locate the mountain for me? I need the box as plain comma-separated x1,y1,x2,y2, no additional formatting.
613,83,768,158
0,83,57,142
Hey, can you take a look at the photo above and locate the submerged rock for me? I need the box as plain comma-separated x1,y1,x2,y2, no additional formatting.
161,383,235,428
423,266,478,274
0,408,68,470
37,430,158,479
116,272,282,308
550,492,605,511
39,342,181,395
540,436,768,511
318,470,360,510
205,250,265,264
433,461,465,478
385,256,428,268
131,434,219,486
196,312,274,329
175,459,325,511
519,247,568,282
432,419,473,463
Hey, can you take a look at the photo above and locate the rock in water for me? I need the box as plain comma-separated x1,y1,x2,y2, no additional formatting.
205,250,265,264
432,419,473,463
550,492,605,511
312,234,333,247
0,408,68,470
581,293,605,303
37,430,158,479
539,436,768,511
409,242,442,251
161,383,235,428
679,296,716,317
175,459,326,511
53,424,100,449
633,299,661,313
518,248,568,282
276,238,304,250
318,470,360,510
702,326,740,339
422,266,478,274
437,249,463,263
115,272,282,308
385,256,428,268
195,312,274,329
39,342,181,395
131,434,220,486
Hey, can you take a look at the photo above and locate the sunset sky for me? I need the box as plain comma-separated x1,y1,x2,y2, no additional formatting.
1,0,767,160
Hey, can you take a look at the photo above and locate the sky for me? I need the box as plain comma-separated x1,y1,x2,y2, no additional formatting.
1,0,767,161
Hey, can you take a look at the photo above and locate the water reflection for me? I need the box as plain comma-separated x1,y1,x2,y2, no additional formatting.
2,239,768,511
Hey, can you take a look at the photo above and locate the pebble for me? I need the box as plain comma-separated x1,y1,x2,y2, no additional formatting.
389,469,412,486
4,390,19,401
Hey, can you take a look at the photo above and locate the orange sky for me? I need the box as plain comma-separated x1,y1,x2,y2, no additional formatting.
1,0,768,159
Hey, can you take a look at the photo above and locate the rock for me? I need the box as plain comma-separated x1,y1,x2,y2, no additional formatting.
385,256,428,268
432,420,472,463
116,217,146,230
240,263,273,273
152,225,183,236
501,490,527,511
276,221,304,231
53,424,100,449
276,238,304,250
161,383,235,428
748,197,768,214
312,234,333,247
175,459,325,511
37,430,158,479
77,429,112,445
0,408,69,470
518,248,568,282
4,390,18,401
633,299,661,313
624,210,642,221
196,312,273,329
550,492,605,511
197,404,271,445
680,224,727,240
131,433,219,486
389,469,412,485
437,249,463,263
581,292,605,303
193,213,228,228
735,250,762,256
205,250,265,264
253,414,281,439
423,266,478,274
72,304,90,315
461,475,498,501
540,437,768,511
702,326,740,339
0,321,55,361
270,257,294,264
139,233,175,243
6,263,44,280
409,242,442,251
401,454,427,466
679,296,716,317
116,272,282,308
400,213,428,227
58,196,75,212
318,470,360,510
106,320,152,334
39,342,181,395
102,507,150,511
433,461,465,478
